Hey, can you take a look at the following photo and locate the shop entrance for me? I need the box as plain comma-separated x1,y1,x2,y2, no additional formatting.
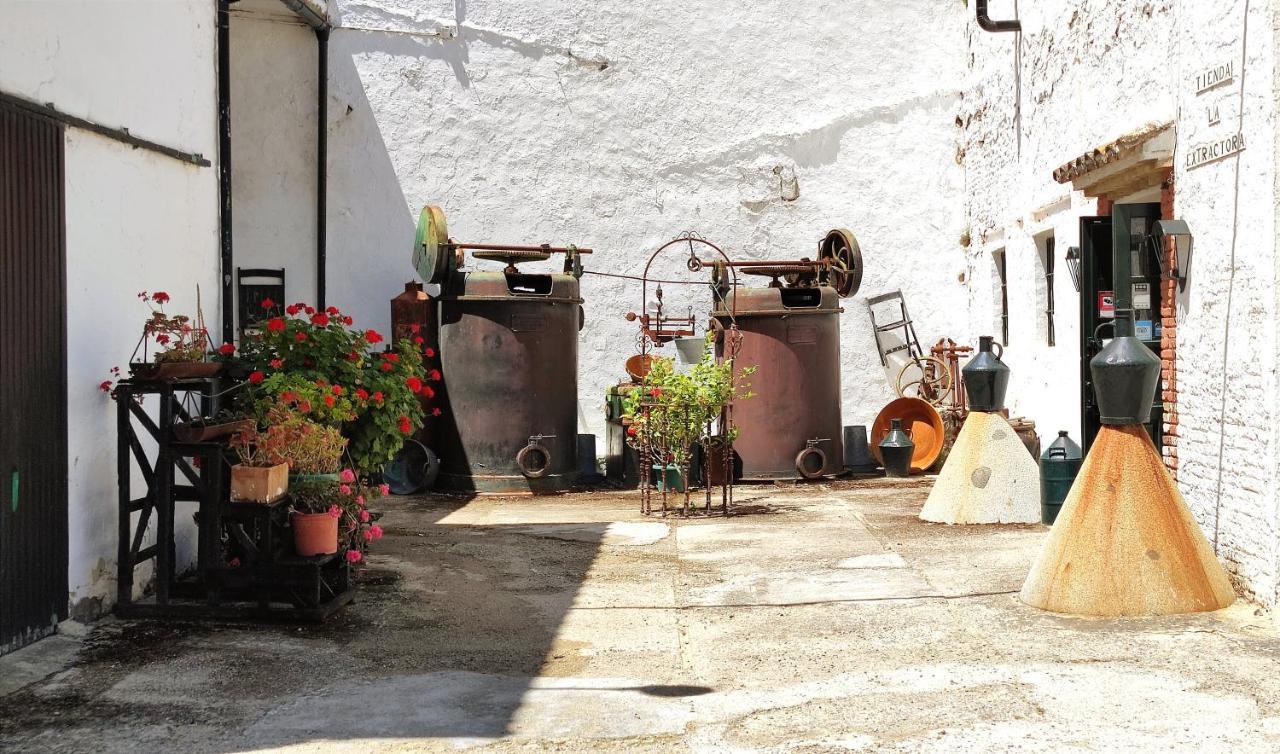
1078,202,1164,453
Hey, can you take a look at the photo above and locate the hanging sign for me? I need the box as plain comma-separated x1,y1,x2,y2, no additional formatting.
1098,291,1115,318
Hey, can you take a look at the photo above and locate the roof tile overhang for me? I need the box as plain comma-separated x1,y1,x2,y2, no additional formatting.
1052,122,1175,200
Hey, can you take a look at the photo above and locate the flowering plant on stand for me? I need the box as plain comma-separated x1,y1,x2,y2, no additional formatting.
288,468,387,564
222,301,432,474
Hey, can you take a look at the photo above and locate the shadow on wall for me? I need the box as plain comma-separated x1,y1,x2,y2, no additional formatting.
324,30,449,335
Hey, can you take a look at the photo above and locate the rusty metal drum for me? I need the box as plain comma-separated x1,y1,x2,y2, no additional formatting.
435,270,583,493
715,285,844,480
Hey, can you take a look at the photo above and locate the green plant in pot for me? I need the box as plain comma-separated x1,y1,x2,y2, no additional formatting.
621,336,752,497
288,469,386,560
259,402,347,482
220,301,430,475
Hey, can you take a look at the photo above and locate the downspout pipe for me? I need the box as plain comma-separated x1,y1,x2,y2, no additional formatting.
217,0,234,344
316,26,329,310
976,0,1021,33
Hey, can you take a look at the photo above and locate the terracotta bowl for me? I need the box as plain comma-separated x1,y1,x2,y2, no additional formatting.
625,354,654,383
870,397,945,473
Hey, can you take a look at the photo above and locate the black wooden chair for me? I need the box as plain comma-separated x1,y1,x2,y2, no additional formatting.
237,267,285,339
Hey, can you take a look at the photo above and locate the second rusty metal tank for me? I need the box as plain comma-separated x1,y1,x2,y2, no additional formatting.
714,284,845,480
434,270,583,493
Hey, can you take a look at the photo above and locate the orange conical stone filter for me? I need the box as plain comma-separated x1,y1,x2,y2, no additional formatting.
919,411,1040,524
1020,424,1234,616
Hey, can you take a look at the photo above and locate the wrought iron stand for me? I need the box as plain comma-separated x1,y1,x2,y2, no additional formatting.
115,376,352,621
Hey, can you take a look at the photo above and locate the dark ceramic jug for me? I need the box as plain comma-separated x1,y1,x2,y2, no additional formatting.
879,419,915,478
962,335,1010,412
1090,312,1160,425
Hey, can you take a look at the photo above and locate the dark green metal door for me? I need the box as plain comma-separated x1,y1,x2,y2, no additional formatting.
1079,203,1164,454
0,101,68,654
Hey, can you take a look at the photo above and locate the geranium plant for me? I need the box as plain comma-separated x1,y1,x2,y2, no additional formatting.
222,301,431,474
288,468,387,563
134,290,210,364
230,403,347,474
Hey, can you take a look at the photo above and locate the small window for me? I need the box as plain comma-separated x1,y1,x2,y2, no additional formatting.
1036,233,1056,347
993,249,1008,346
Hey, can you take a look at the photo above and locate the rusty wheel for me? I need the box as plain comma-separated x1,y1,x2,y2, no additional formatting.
795,447,827,480
895,356,952,406
516,442,552,478
818,229,863,298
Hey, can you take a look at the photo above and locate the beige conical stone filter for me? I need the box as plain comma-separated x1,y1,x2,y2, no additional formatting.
1020,424,1234,616
919,411,1039,524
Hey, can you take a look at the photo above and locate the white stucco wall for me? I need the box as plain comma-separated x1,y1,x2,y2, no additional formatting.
233,0,974,439
0,0,220,618
963,0,1279,605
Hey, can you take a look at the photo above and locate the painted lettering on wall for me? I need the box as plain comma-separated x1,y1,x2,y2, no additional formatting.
1194,62,1234,94
1185,132,1246,170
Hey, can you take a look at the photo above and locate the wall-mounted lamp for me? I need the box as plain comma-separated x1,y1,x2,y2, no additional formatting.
1065,246,1082,292
1149,219,1194,292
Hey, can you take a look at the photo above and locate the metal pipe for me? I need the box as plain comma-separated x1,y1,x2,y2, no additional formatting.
217,0,234,344
316,26,329,309
277,0,328,30
453,242,594,254
976,0,1021,33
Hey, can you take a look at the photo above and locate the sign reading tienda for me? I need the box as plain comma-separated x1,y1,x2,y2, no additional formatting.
1186,132,1246,170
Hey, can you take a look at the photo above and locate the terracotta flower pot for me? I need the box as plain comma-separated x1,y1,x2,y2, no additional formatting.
291,511,339,556
230,463,289,503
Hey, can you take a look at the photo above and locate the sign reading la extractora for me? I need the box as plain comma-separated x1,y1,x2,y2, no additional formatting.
1186,132,1246,170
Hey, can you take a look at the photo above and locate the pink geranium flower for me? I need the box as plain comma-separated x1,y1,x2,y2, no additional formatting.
327,504,341,518
346,549,362,563
369,524,383,540
339,484,352,495
339,468,356,483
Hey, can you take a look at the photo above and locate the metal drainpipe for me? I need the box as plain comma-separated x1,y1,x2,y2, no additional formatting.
976,0,1021,33
316,26,328,310
217,0,234,344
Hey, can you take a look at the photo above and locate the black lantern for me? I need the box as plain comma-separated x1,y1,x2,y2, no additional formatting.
1065,246,1082,292
1149,219,1194,292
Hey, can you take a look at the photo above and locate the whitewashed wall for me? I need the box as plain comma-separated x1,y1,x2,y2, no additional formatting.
963,0,1279,605
0,1,220,618
233,0,974,440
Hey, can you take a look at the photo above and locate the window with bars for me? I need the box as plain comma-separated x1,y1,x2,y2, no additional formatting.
993,249,1008,346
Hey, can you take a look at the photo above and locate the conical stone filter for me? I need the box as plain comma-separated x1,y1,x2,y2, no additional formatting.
919,411,1039,524
1020,424,1234,616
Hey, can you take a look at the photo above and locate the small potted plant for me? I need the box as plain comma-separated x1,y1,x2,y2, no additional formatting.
128,290,221,380
228,426,290,504
288,469,386,558
172,408,255,443
257,402,347,483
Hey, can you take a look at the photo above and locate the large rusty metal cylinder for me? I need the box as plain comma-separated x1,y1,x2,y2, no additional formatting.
715,286,844,480
435,271,583,493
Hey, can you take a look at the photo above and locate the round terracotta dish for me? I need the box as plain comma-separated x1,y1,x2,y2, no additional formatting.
625,354,654,383
870,397,945,473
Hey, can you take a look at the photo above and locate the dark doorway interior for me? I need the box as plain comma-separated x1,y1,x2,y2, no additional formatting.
1078,202,1164,453
0,101,69,655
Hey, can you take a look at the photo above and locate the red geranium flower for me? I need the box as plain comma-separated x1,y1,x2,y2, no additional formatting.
406,376,423,393
343,316,354,326
424,347,436,358
627,426,637,437
365,329,383,344
380,362,393,372
310,312,330,327
382,352,400,363
156,334,171,346
428,369,441,381
355,388,369,401
414,336,424,345
331,385,343,395
269,358,283,369
248,371,265,385
431,408,442,417
218,342,235,355
410,323,421,334
281,391,297,402
372,391,384,403
304,306,316,315
324,394,335,407
397,415,412,434
315,378,327,387
297,400,312,413
295,332,307,342
420,385,435,399
260,297,275,309
286,303,301,315
152,291,170,304
266,317,286,332
326,306,340,315
649,388,662,397
99,380,113,392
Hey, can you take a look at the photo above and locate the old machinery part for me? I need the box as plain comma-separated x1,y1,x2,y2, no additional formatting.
818,229,863,299
472,248,553,274
516,437,554,479
412,204,457,286
895,355,953,406
744,264,815,289
795,444,828,480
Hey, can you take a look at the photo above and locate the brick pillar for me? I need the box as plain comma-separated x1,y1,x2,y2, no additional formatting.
1158,169,1178,479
